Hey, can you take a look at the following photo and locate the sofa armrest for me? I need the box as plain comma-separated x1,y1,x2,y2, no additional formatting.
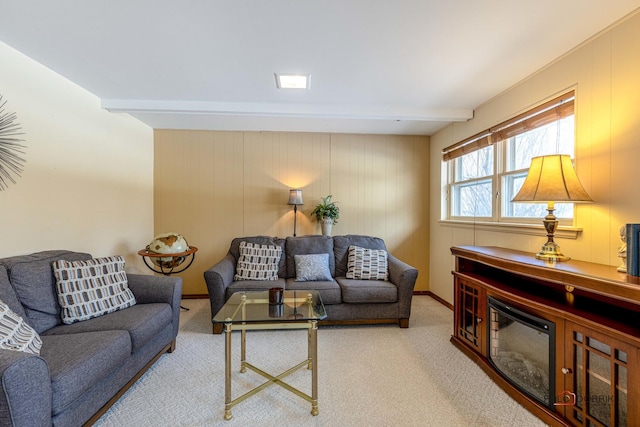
387,254,419,319
127,274,182,305
203,254,236,323
127,274,183,340
0,350,51,427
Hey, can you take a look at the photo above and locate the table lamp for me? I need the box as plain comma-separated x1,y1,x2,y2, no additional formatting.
511,154,593,262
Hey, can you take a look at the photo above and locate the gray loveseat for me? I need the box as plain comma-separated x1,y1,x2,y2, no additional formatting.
0,250,182,426
204,235,418,334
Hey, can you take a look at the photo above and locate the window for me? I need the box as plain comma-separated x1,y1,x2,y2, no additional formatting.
450,145,494,219
444,91,575,224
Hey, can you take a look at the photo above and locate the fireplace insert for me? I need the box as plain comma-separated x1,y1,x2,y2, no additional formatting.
487,296,556,409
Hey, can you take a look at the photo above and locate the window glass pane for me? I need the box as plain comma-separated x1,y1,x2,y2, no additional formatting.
504,174,573,218
456,145,493,181
453,180,492,217
508,115,574,171
588,351,612,425
575,344,583,410
617,364,628,427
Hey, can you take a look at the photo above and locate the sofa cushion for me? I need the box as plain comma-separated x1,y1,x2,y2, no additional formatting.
336,277,398,303
0,265,27,320
286,236,335,278
333,235,387,277
1,251,92,334
346,245,389,280
0,299,42,355
229,237,287,278
285,278,342,305
43,303,171,354
294,254,332,281
53,256,137,324
233,242,282,281
40,330,131,415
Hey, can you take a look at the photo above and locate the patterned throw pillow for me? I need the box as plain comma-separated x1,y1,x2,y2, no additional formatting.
0,300,42,355
234,241,282,281
294,254,333,281
53,256,137,324
346,245,389,280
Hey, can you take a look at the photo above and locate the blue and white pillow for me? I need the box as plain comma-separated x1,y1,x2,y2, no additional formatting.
295,253,333,281
53,256,137,324
234,241,282,281
346,245,389,280
0,300,42,355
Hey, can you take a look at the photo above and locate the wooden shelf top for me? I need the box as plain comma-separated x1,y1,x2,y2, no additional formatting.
451,245,640,307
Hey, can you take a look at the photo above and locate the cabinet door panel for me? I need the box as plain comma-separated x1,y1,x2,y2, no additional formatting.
454,277,485,354
564,322,637,427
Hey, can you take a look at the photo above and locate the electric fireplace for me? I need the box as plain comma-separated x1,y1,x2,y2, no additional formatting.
488,297,556,408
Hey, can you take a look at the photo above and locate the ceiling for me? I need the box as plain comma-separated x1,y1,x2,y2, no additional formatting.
2,1,639,136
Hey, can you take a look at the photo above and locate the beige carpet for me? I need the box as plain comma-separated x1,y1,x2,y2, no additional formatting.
95,296,547,427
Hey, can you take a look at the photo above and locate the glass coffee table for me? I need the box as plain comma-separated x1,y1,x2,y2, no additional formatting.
212,290,327,420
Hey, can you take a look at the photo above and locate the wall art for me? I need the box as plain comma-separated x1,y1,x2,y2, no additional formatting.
0,94,26,190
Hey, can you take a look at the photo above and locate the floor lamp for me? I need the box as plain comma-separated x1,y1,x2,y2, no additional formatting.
288,189,304,236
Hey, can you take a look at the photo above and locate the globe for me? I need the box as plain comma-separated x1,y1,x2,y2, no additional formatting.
147,232,189,269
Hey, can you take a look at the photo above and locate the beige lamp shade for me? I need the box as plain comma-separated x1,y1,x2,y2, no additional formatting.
511,155,593,203
288,189,304,205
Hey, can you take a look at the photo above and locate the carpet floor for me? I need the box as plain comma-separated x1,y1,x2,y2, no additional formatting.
94,296,547,427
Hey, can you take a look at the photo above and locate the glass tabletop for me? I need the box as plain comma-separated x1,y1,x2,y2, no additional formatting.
212,290,327,324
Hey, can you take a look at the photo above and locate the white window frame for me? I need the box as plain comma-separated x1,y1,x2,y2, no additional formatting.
442,94,582,237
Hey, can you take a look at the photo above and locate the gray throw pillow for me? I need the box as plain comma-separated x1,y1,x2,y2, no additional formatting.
294,254,333,281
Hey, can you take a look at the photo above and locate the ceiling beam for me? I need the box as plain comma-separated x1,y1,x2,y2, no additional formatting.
102,99,473,122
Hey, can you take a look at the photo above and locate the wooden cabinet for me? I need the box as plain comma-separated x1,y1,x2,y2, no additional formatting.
451,246,640,427
562,321,638,426
454,277,485,354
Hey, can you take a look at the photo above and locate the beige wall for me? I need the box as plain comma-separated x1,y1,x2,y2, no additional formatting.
0,42,154,272
154,130,429,295
429,11,640,304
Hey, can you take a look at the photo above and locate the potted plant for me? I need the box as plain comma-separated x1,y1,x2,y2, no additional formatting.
311,195,340,236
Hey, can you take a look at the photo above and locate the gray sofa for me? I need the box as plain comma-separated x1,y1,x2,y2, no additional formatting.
0,250,182,427
204,235,418,334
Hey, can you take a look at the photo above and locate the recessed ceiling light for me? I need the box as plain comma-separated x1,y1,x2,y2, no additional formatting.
275,73,310,89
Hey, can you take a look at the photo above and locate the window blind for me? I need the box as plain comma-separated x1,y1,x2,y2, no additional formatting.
442,91,574,161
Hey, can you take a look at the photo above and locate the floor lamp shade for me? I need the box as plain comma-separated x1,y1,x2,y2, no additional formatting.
288,190,303,236
512,155,593,262
288,189,304,206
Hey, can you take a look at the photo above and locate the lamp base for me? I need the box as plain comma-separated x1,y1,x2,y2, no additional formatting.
535,241,570,262
534,204,571,262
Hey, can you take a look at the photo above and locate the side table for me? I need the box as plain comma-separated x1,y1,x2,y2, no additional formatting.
212,290,327,420
138,246,198,310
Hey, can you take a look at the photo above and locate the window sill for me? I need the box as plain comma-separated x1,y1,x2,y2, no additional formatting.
439,219,582,240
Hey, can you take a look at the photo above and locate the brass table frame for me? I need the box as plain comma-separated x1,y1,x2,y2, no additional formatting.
220,293,321,421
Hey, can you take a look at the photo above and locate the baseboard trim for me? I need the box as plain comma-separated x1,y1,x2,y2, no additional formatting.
420,291,453,310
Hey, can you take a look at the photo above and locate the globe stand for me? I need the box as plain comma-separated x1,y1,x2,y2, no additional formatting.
138,246,198,311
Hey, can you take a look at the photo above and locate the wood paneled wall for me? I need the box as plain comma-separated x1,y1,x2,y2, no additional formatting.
429,10,640,305
154,130,429,295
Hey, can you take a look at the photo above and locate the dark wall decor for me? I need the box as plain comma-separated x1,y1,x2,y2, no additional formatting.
0,94,26,191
